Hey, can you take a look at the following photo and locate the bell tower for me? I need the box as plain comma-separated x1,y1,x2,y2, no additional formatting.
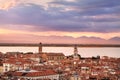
39,42,42,53
73,45,80,60
74,45,78,56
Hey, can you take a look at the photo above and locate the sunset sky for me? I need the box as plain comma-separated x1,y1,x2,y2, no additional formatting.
0,0,120,44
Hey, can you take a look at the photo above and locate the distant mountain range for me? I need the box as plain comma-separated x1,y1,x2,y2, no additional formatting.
0,34,120,44
109,37,120,41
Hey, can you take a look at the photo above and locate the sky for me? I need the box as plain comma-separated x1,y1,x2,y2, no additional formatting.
0,0,120,44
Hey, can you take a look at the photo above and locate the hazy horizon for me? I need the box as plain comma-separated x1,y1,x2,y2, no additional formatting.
0,47,120,58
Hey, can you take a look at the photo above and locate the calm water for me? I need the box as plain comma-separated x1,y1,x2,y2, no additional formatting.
0,47,120,58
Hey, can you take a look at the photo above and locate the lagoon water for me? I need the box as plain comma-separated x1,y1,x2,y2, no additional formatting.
0,47,119,58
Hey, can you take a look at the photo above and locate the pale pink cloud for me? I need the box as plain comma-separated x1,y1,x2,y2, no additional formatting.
0,0,18,10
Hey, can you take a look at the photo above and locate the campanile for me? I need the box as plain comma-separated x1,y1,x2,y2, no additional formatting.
39,42,42,53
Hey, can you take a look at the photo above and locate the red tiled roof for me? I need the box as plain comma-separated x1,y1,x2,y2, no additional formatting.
44,53,65,56
14,70,57,77
3,58,35,65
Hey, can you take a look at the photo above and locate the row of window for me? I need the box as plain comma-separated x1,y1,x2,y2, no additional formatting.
48,56,64,60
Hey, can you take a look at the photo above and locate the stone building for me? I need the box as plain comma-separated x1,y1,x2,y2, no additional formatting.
41,53,65,61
